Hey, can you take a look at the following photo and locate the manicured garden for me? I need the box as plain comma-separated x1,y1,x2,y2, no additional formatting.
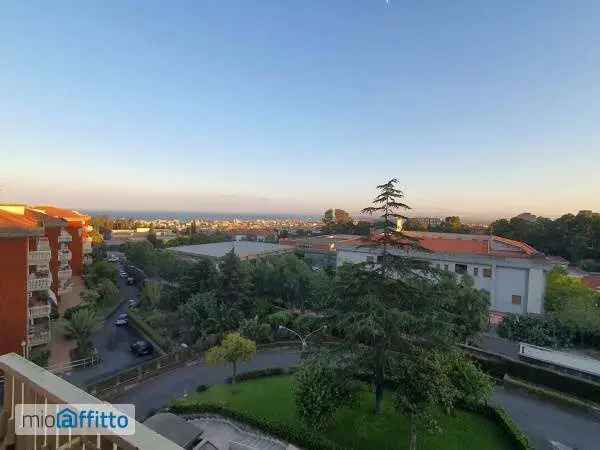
172,375,517,450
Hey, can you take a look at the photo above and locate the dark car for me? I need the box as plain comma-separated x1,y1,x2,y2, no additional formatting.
128,299,138,309
114,313,128,326
130,340,153,356
126,277,135,285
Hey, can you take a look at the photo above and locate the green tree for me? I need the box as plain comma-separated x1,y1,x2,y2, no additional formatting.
141,280,161,309
218,249,252,315
95,279,119,307
393,350,492,450
64,309,100,357
86,261,118,286
205,332,257,383
294,362,359,431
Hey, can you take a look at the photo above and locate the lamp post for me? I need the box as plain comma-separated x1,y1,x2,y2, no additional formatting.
278,325,327,350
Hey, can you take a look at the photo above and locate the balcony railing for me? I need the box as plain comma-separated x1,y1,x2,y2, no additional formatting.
27,330,50,347
27,275,52,292
83,241,93,254
0,353,183,450
28,305,51,320
84,255,93,265
58,283,73,295
28,250,51,266
37,237,50,251
58,268,72,281
58,249,72,263
58,230,72,243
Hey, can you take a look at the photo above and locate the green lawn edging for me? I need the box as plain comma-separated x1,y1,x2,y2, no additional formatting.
171,402,341,450
171,372,532,450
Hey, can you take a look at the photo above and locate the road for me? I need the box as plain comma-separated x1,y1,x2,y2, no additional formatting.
491,384,600,450
64,263,154,386
114,349,301,420
113,347,600,449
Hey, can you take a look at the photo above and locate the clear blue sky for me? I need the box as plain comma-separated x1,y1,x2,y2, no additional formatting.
1,1,599,220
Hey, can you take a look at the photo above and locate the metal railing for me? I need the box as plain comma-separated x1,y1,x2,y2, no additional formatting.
27,275,52,292
28,250,51,265
58,249,72,263
58,230,72,243
58,268,72,280
28,305,50,320
47,353,101,374
83,242,93,254
27,330,50,347
84,255,93,265
37,237,50,251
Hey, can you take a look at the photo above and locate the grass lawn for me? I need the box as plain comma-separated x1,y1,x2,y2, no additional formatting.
174,375,516,450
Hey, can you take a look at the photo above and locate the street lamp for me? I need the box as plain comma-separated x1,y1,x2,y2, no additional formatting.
278,325,327,350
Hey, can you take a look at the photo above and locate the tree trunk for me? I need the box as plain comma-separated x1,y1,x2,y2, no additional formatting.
374,345,385,414
232,360,237,384
409,414,418,450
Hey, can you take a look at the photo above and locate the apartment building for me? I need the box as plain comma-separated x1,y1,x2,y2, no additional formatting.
0,204,92,357
337,231,556,315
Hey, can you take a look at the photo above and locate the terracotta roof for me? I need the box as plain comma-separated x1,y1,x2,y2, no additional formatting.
419,238,489,255
0,210,43,236
582,276,600,292
33,206,90,222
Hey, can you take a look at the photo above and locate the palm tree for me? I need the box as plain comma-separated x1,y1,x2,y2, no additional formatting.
64,309,99,357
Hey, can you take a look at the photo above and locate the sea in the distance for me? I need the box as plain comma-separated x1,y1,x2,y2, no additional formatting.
82,210,319,221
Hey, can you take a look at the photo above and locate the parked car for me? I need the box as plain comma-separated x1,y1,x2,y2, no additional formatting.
119,272,127,279
130,340,153,356
128,299,138,309
114,314,128,326
126,277,135,285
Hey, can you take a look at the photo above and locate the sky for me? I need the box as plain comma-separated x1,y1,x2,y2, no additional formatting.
1,1,599,221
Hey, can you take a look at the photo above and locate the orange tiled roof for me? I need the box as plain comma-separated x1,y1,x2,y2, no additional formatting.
0,210,43,235
33,206,90,222
419,238,489,255
582,276,600,292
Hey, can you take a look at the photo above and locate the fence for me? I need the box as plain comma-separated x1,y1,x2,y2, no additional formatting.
86,347,195,400
47,353,101,374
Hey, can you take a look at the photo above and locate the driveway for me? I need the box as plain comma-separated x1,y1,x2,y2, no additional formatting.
63,270,154,386
114,349,301,420
491,384,600,450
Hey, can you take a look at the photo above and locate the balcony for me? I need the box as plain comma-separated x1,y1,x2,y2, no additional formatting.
27,274,52,292
58,230,72,243
0,354,183,450
84,255,93,265
28,304,51,320
58,268,72,281
27,327,50,347
37,237,50,251
28,250,51,266
83,241,93,254
58,249,72,263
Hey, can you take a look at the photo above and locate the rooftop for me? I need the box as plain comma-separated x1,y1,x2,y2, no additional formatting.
168,241,294,260
143,413,203,449
0,208,43,237
33,205,91,222
339,231,543,259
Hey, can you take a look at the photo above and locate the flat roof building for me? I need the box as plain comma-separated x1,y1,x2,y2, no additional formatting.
168,241,294,261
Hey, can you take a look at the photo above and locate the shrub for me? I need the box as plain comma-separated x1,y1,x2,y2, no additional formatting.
240,317,273,343
266,311,294,329
63,303,93,321
28,349,50,368
498,314,575,348
196,384,209,393
226,367,286,383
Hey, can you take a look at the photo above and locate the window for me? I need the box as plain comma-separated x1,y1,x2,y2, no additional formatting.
483,268,492,278
444,264,449,271
512,295,522,305
366,255,374,264
455,264,467,274
473,267,479,276
377,255,384,264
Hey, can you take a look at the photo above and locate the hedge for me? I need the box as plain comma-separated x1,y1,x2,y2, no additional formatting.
465,350,600,404
225,367,286,384
482,406,534,450
171,402,341,450
127,309,168,354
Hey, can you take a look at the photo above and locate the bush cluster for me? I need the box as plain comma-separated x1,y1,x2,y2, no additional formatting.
225,367,288,384
498,314,575,348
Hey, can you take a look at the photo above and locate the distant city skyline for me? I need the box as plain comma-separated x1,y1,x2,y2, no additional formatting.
2,2,599,220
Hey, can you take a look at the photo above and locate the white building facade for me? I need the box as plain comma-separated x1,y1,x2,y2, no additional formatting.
337,232,555,315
